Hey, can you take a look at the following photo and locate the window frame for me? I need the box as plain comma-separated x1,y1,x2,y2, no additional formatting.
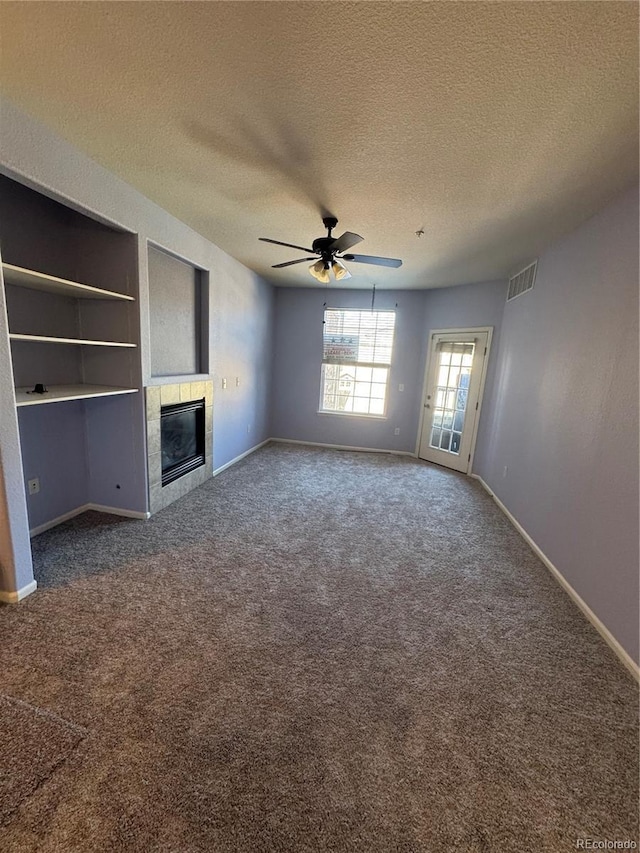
318,307,396,419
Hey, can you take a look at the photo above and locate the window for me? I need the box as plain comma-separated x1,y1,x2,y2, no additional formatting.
320,308,396,416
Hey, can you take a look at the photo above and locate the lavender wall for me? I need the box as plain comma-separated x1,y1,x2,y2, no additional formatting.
474,185,639,664
270,282,505,455
212,273,274,470
270,288,429,453
17,402,88,531
148,247,200,377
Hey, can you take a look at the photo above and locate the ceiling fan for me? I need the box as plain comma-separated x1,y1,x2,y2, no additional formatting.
259,215,403,282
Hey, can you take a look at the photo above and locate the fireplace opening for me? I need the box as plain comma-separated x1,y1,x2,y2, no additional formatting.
161,398,205,486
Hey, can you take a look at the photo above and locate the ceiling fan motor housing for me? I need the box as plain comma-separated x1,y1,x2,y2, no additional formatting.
312,236,337,260
313,216,340,262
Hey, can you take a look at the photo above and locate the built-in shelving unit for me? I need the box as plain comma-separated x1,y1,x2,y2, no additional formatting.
3,259,139,406
0,172,146,542
2,263,135,301
15,384,138,407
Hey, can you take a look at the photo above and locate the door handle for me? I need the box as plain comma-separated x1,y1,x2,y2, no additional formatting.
424,403,430,408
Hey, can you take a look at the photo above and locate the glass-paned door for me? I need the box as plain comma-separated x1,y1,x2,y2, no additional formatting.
418,331,490,473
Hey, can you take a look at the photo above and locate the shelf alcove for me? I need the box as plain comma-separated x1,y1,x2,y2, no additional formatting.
0,174,147,537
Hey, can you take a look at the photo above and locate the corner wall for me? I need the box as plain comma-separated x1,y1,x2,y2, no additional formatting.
0,268,33,595
270,281,506,454
474,184,639,664
270,288,429,453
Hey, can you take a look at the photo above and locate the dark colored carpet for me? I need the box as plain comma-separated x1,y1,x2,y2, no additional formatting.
0,695,86,827
0,443,637,851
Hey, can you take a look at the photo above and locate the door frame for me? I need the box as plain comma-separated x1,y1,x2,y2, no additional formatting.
415,326,493,474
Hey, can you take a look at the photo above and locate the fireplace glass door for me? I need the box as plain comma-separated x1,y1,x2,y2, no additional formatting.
161,399,205,485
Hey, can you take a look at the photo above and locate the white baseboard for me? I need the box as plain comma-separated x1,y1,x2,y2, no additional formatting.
270,437,415,456
471,474,639,682
213,439,271,476
30,505,89,537
0,579,37,604
30,503,149,537
87,503,150,521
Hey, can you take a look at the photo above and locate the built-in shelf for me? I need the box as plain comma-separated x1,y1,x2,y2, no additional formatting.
2,263,135,301
1,174,144,552
10,333,137,347
15,384,139,407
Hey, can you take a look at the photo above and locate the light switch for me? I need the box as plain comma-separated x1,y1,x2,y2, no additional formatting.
221,378,227,389
398,384,404,392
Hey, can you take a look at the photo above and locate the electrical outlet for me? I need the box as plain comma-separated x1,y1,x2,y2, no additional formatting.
398,384,404,392
503,465,508,478
28,477,40,495
221,378,227,389
394,428,400,435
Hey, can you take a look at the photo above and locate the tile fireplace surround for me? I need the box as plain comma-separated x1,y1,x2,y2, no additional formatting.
145,381,214,515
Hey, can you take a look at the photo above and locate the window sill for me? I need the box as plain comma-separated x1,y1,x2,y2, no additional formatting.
317,410,387,420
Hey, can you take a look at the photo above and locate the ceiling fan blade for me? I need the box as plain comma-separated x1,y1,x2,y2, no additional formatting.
329,231,364,253
271,257,316,268
341,254,403,268
259,237,316,254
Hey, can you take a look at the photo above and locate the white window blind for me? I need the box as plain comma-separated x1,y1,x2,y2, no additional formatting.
437,341,474,357
320,309,396,416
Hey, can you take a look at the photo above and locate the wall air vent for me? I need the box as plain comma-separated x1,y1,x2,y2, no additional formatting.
507,260,537,302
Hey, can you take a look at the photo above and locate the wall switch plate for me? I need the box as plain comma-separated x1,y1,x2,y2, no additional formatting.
236,377,240,387
503,465,508,478
28,477,40,495
394,428,400,435
398,384,404,392
221,378,227,389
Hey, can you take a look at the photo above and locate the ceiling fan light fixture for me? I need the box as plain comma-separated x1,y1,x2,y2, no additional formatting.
309,260,331,283
332,260,351,281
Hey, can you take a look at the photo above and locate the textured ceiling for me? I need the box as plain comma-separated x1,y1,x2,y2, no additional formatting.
0,2,638,290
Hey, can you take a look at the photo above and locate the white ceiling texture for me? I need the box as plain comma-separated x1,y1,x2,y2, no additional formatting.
0,2,638,289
